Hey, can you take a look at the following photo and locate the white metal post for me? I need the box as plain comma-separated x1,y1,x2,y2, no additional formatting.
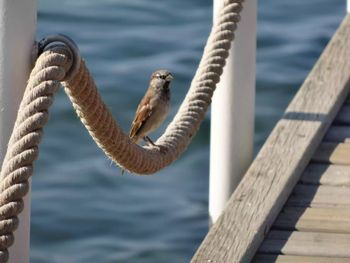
348,0,350,13
209,0,256,224
0,0,36,262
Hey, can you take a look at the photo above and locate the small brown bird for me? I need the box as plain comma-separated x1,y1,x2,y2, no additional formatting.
129,69,173,146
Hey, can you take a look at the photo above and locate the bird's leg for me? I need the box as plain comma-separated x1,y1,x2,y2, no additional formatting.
143,136,168,154
144,136,156,146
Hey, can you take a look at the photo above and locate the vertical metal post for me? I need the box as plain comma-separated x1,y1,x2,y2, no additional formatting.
209,0,256,224
0,0,36,262
348,0,350,13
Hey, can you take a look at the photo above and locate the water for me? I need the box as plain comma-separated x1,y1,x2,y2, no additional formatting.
31,1,346,262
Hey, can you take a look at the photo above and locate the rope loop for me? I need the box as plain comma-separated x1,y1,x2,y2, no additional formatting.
38,34,81,80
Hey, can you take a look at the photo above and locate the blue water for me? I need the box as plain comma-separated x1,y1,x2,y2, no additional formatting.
32,1,346,262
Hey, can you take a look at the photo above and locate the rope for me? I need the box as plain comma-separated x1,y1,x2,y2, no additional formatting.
65,0,242,174
0,0,244,261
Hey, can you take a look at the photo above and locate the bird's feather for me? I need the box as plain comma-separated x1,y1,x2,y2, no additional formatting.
129,95,153,140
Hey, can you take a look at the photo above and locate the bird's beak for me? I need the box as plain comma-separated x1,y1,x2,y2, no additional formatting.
166,74,173,82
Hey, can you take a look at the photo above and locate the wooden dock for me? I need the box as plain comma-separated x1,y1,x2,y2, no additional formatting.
253,102,350,262
191,13,350,263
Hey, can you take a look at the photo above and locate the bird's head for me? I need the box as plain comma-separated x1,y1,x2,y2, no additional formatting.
150,69,173,92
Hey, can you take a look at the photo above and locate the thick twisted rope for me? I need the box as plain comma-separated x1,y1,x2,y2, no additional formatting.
0,0,243,261
65,0,242,174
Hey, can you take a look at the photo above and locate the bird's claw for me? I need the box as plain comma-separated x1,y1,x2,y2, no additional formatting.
157,145,168,154
143,136,167,154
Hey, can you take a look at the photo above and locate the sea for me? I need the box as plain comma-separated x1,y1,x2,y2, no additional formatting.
32,0,346,262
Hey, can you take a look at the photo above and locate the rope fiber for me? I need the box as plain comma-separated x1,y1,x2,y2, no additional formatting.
0,0,243,261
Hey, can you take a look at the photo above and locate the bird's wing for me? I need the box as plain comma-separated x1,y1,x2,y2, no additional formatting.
129,96,152,140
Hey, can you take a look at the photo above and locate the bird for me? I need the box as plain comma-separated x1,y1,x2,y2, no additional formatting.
121,70,173,175
129,69,173,146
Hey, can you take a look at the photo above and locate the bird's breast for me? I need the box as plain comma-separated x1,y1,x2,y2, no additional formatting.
146,95,170,132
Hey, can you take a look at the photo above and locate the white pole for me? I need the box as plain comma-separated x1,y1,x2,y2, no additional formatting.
0,0,36,262
209,0,256,224
348,0,350,13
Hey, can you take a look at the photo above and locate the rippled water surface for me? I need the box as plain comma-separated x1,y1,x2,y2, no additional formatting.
31,1,346,262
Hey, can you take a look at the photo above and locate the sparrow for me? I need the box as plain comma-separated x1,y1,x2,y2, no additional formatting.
121,70,173,175
129,69,173,146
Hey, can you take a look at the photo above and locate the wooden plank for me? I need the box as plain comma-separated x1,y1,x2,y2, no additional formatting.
253,254,350,263
312,142,350,165
301,164,350,186
274,207,350,233
191,15,350,263
324,126,350,142
335,105,350,124
287,184,350,208
259,230,350,257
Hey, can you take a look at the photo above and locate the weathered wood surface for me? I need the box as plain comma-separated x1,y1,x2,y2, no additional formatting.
274,207,350,233
191,14,350,263
300,164,350,186
287,184,350,207
259,230,350,257
253,254,350,263
312,142,350,165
